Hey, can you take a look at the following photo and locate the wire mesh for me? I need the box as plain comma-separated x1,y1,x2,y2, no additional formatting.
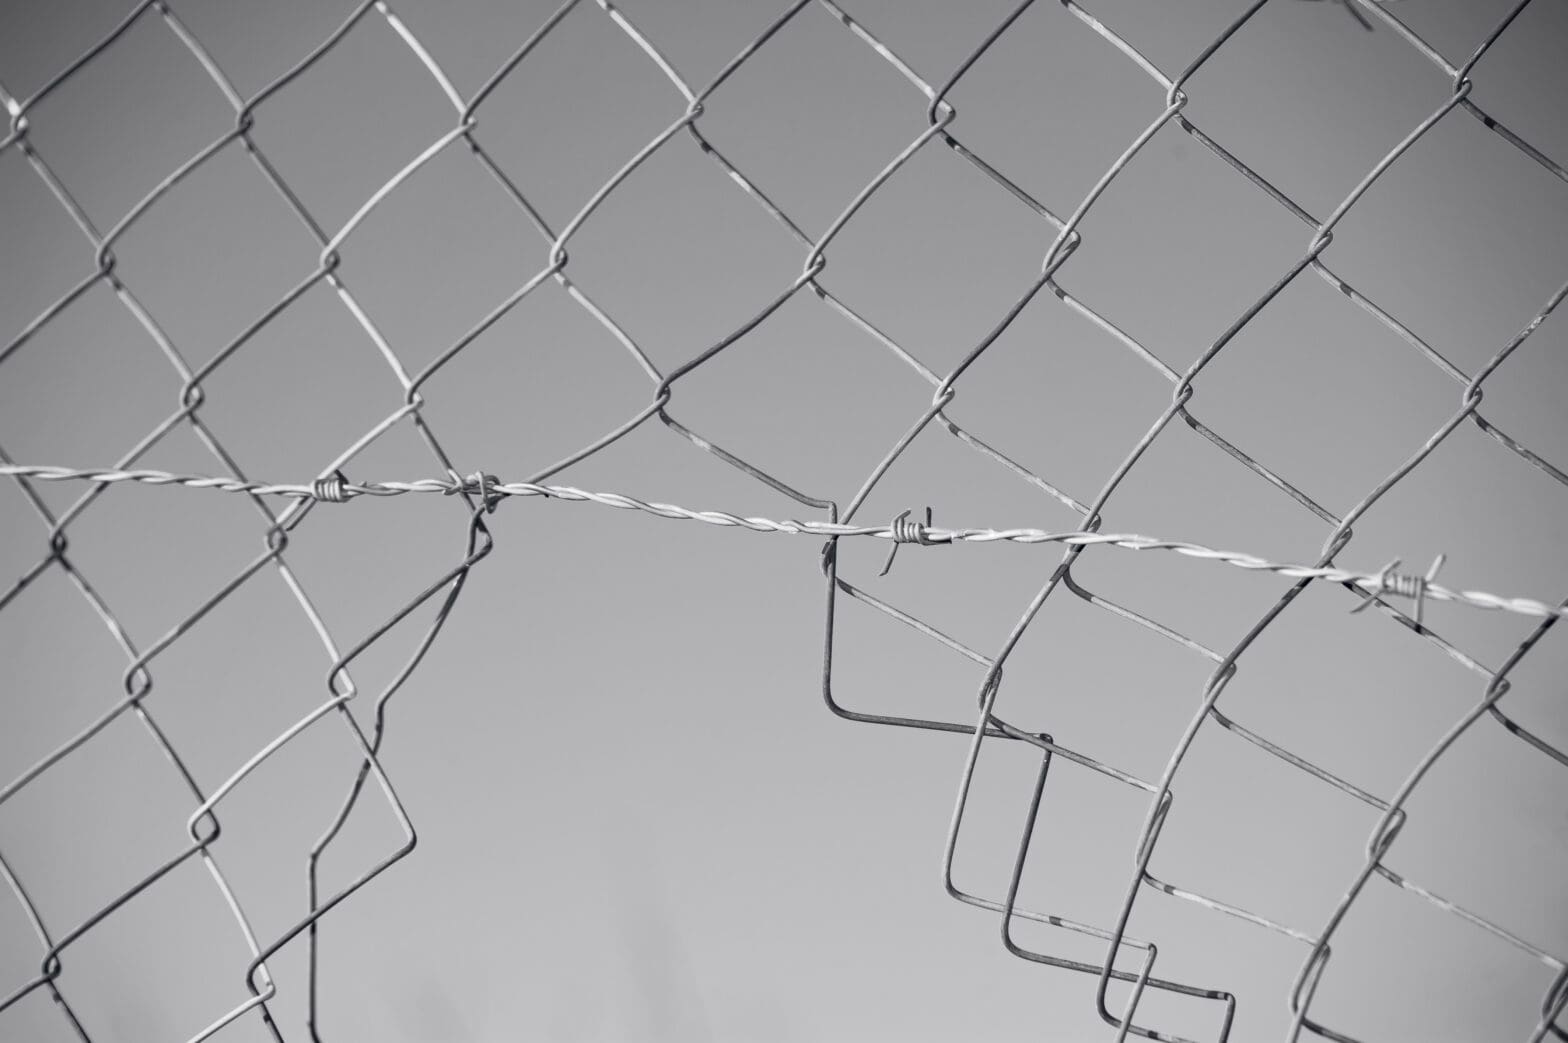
1,1,1564,1040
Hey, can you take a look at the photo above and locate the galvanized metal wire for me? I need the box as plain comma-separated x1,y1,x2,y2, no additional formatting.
1,1,1565,1040
7,462,1568,623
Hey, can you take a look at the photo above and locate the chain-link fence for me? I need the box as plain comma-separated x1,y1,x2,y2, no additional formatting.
2,1,1565,1040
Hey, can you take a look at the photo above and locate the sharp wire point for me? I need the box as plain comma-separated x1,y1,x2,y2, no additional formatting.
879,506,935,577
1351,557,1401,614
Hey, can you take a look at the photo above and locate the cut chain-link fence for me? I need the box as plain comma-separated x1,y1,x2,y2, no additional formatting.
1,1,1564,1040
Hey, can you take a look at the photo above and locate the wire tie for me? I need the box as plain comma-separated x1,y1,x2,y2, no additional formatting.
468,471,503,514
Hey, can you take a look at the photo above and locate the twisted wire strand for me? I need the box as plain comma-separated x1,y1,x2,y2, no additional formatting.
4,462,1563,621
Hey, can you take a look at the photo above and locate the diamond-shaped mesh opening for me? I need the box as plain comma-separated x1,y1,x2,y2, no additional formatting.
819,141,1053,377
15,10,235,227
1323,108,1568,376
943,275,1179,504
411,282,654,477
1188,271,1460,515
692,3,933,236
1056,120,1308,372
659,290,935,499
940,0,1166,208
553,134,805,375
316,144,543,375
1000,591,1220,778
193,281,408,478
457,1,688,229
104,142,322,369
1176,0,1454,218
242,11,459,229
0,707,197,932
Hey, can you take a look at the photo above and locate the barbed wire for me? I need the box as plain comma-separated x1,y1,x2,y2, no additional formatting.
1,0,1564,1041
5,461,1566,624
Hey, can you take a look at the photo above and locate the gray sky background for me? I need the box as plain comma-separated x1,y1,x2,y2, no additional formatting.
1,1,1566,1041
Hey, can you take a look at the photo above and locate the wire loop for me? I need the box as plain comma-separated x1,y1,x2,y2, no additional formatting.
468,471,503,514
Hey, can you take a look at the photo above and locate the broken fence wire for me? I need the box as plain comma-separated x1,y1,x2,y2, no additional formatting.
2,1,1566,1041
